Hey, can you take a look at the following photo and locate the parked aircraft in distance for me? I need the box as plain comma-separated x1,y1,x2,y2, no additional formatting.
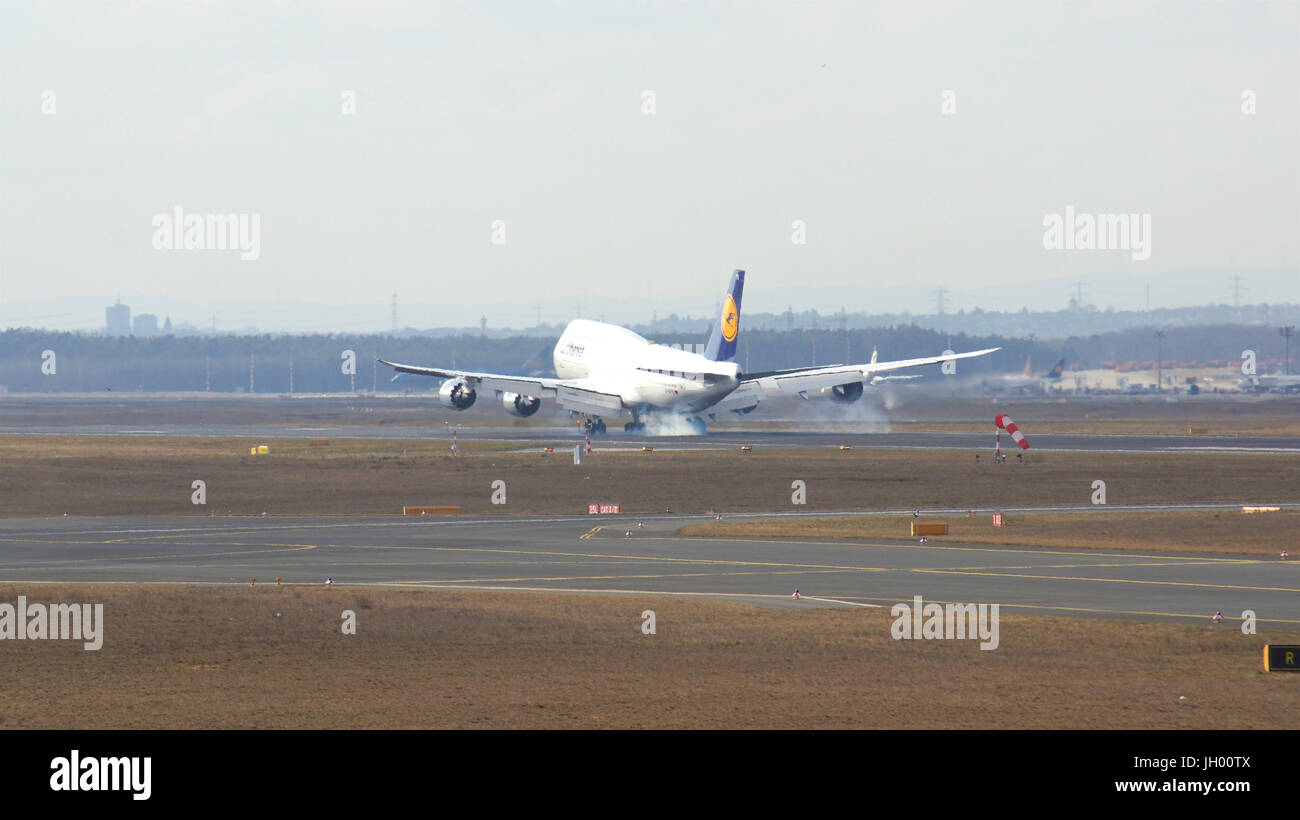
1239,373,1300,393
981,355,1066,393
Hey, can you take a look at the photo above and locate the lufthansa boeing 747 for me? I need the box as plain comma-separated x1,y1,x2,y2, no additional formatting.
379,270,999,434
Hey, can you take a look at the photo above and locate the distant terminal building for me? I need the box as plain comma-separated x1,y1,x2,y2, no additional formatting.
106,301,131,336
132,313,159,336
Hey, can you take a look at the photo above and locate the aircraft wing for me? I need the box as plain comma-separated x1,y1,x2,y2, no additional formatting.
735,347,1000,401
377,359,626,417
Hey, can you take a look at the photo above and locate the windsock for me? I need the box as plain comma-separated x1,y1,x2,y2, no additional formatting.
994,414,1030,450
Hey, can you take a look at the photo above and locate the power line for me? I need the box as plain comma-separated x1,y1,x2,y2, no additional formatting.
1154,330,1166,392
1282,325,1296,375
840,306,849,362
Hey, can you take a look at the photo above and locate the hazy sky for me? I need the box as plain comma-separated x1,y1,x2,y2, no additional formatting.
2,1,1297,332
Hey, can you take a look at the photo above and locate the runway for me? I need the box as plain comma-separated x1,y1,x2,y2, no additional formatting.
2,423,1298,454
1,513,1296,625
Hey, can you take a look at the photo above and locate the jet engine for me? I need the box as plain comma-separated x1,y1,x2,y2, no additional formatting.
502,392,541,417
830,381,864,403
439,378,477,410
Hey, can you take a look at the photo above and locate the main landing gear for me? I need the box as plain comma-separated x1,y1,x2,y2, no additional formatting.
583,418,607,435
624,409,646,433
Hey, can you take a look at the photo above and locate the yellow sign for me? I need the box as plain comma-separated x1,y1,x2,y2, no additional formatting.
1264,644,1300,671
721,294,739,342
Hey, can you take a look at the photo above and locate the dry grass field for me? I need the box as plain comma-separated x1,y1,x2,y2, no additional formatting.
1,435,1296,518
1,584,1294,730
680,509,1300,556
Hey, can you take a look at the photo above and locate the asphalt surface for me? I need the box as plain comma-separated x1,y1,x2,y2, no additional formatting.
1,512,1296,625
2,423,1298,454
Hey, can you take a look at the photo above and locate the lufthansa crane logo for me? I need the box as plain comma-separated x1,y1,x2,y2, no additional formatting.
722,295,739,342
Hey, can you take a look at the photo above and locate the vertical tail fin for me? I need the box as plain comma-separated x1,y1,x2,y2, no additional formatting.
704,269,745,362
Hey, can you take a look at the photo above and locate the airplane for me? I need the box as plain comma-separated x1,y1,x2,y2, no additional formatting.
378,269,999,434
980,354,1066,393
1239,373,1300,393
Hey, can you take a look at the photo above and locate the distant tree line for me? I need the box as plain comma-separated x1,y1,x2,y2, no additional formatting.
0,332,552,393
0,322,1291,393
712,302,1300,338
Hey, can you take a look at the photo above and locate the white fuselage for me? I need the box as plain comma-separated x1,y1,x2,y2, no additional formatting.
553,319,740,414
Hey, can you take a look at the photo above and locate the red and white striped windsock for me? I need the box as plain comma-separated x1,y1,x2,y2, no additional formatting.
994,414,1030,450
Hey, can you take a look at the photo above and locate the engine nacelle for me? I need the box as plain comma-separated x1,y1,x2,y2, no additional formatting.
439,378,477,410
502,392,541,417
830,381,864,403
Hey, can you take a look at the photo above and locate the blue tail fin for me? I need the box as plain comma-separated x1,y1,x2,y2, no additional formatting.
703,269,745,362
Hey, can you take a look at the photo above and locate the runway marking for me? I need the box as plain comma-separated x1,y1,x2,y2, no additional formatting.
305,543,896,574
908,568,1300,593
801,596,881,608
1174,446,1300,454
0,517,606,540
659,535,1270,564
408,568,848,585
371,583,870,605
0,543,318,566
751,594,1300,625
579,527,602,540
948,560,1256,571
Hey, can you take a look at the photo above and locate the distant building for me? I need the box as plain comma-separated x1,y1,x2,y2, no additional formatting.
106,301,130,336
133,313,159,336
163,315,172,334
